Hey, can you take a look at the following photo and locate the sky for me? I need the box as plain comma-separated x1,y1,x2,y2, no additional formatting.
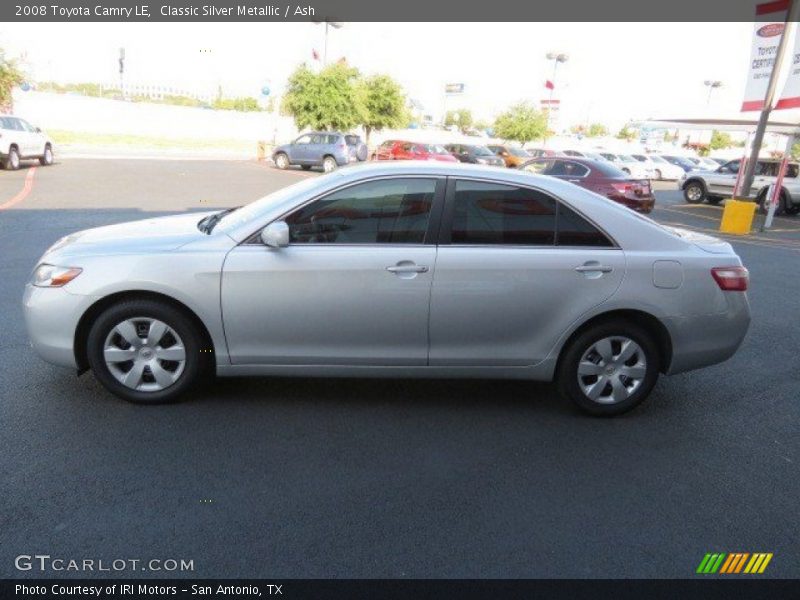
0,21,760,131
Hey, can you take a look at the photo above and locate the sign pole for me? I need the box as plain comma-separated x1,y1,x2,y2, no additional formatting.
762,133,795,230
739,1,798,199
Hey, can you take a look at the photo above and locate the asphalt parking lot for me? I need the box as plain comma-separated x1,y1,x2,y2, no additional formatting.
1,158,798,579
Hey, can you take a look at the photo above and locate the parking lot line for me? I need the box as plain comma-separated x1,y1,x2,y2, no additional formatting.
0,167,37,211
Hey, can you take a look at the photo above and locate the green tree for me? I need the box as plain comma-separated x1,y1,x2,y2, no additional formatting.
358,74,406,145
473,119,491,132
445,108,473,132
492,102,548,143
0,49,25,113
587,123,609,138
281,63,364,131
709,130,732,151
616,125,638,141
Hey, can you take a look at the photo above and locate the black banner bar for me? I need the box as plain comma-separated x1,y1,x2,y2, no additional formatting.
2,0,797,22
3,579,800,600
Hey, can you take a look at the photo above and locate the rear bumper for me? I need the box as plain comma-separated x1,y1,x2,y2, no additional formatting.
663,292,751,375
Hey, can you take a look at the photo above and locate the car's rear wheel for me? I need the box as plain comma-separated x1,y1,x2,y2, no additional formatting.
322,156,337,173
39,144,54,166
557,320,660,416
683,181,705,204
274,153,289,170
4,146,20,170
757,189,786,215
86,299,210,404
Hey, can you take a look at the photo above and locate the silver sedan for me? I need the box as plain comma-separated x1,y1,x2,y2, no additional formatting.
22,162,751,415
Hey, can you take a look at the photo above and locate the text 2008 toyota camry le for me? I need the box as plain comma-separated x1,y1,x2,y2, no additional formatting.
23,162,750,415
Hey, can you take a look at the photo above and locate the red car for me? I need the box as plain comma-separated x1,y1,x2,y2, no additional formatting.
374,140,458,162
519,157,655,213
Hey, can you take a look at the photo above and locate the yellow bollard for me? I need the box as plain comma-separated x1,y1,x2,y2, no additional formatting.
256,141,267,160
719,199,756,235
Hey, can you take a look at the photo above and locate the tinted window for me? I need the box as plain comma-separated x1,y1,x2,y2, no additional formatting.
521,160,552,174
557,203,613,247
549,160,589,177
285,178,436,244
590,160,629,178
451,181,556,245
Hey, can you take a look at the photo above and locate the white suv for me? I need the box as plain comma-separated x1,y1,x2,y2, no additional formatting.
0,115,54,170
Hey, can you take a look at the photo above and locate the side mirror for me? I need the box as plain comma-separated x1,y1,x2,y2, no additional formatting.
35,127,42,133
260,221,289,248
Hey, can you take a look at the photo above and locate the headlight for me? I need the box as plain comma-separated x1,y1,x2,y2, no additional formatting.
32,264,82,287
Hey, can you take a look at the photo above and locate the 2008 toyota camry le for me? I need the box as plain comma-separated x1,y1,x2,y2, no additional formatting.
23,162,751,415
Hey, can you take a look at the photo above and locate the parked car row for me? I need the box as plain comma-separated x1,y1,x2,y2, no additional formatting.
680,157,800,215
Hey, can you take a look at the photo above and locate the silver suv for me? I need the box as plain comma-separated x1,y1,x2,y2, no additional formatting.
680,158,800,215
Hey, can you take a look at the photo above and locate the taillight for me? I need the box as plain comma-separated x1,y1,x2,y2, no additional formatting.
610,183,632,194
711,266,749,291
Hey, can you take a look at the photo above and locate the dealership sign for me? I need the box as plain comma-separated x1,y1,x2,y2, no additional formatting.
741,2,788,111
776,28,800,108
444,83,465,95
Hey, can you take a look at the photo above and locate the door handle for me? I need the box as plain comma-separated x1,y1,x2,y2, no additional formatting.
575,265,612,273
386,264,429,274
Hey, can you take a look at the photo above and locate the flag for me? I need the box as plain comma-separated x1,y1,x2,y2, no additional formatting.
312,48,320,61
545,80,555,90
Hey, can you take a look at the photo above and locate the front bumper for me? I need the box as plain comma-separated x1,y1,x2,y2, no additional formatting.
22,284,97,369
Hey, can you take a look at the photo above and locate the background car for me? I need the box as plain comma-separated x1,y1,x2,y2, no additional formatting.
680,158,800,214
272,132,352,172
631,154,685,181
520,156,655,213
0,114,55,170
445,143,505,166
487,144,531,168
374,140,457,162
23,161,750,416
598,152,652,179
659,154,703,174
525,147,563,158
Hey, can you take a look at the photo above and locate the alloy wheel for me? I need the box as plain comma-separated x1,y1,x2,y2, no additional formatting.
577,336,647,404
323,157,336,173
103,317,186,392
686,185,703,201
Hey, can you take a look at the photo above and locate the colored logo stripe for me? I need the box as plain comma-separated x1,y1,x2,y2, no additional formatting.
697,553,773,574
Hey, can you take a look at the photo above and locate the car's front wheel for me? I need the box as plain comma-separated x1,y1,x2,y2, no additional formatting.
274,153,289,170
556,320,660,416
683,181,706,204
39,144,54,166
86,299,210,404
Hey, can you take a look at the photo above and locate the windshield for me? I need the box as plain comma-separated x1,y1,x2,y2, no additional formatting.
214,175,327,233
472,146,494,156
509,147,529,157
619,155,636,162
422,144,448,154
650,155,668,164
600,153,617,160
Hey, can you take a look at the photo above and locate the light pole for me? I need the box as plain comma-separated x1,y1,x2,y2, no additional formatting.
313,21,343,66
544,52,568,143
703,80,722,105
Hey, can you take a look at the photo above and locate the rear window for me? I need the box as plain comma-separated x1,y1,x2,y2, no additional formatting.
590,160,629,178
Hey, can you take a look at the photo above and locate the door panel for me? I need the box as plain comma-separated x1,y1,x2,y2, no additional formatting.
429,247,625,366
222,245,436,365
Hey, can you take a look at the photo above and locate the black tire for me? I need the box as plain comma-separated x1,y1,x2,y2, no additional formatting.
86,299,211,404
301,165,312,171
4,146,20,170
322,155,337,173
757,189,786,215
556,319,660,416
274,152,289,170
356,143,368,162
39,144,54,166
683,180,706,204
706,196,722,205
